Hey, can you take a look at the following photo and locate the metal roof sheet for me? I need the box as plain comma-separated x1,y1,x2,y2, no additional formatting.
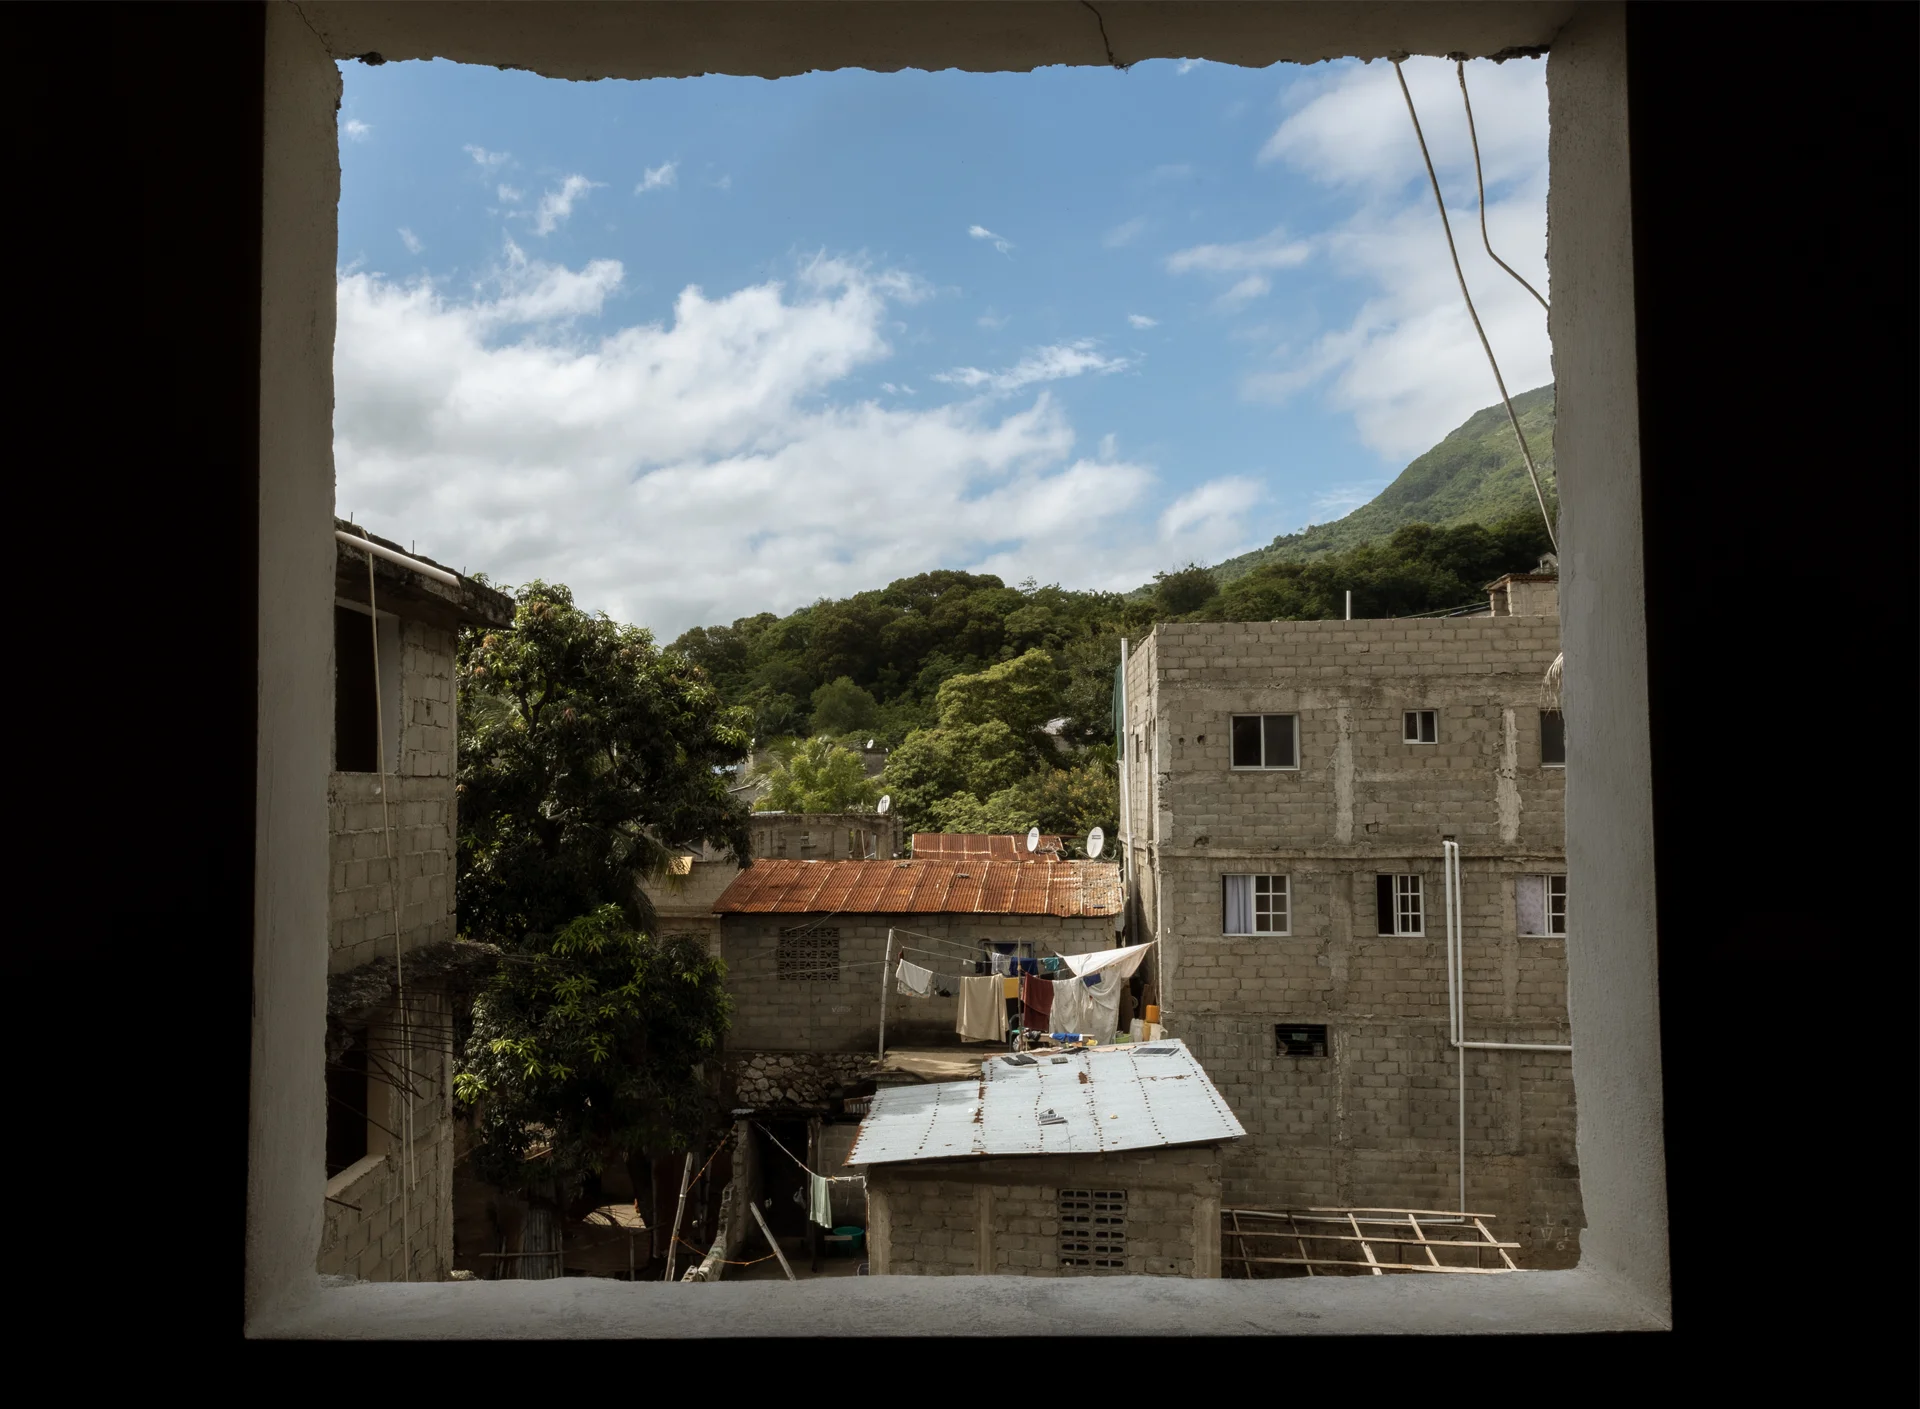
845,1039,1245,1166
712,858,1123,916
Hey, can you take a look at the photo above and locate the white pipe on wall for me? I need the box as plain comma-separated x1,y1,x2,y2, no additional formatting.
335,529,461,588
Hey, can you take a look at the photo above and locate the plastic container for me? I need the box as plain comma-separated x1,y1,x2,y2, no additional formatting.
826,1225,865,1257
1144,1004,1161,1024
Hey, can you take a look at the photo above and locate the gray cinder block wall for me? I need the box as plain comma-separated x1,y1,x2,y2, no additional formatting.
867,1146,1223,1277
1123,617,1582,1266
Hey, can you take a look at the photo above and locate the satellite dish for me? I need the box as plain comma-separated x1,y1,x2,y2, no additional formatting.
877,795,891,815
865,738,875,751
1027,826,1041,853
1086,826,1105,859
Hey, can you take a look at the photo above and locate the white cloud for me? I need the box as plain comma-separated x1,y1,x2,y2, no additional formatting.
533,174,602,236
1166,226,1311,275
334,254,1241,634
398,227,423,254
1243,57,1552,459
713,174,733,190
934,341,1133,397
343,118,372,142
464,145,510,168
1176,60,1198,75
968,224,1013,255
1215,275,1271,311
497,184,524,203
1103,216,1146,248
1127,314,1158,329
635,161,677,193
1157,477,1263,543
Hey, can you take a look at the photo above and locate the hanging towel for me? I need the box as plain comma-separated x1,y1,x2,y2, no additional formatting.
809,1173,834,1229
1039,956,1065,977
1020,975,1055,1031
956,974,1008,1042
990,952,1014,977
1014,957,1039,977
895,959,936,998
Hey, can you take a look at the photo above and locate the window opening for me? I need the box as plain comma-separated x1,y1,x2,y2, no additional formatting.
1231,713,1299,769
1540,709,1566,767
1059,1189,1127,1270
325,1034,370,1177
1275,1023,1330,1057
1404,709,1438,744
1517,874,1568,936
777,927,841,980
1223,874,1290,935
332,603,400,773
1375,874,1425,936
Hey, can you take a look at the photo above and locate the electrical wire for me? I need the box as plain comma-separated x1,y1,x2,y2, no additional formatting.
1457,59,1550,315
1392,59,1558,556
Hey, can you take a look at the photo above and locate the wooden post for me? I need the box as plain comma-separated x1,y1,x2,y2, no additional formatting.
663,1151,694,1284
749,1201,796,1282
877,928,894,1059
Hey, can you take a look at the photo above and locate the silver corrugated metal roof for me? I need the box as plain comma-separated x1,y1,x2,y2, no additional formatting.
845,1038,1244,1166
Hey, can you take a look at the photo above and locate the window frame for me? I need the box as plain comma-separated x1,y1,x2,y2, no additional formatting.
1375,873,1426,937
1403,709,1439,744
1229,712,1300,771
1274,1023,1331,1058
1222,873,1291,936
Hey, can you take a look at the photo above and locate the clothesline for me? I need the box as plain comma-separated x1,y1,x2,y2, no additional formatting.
755,1120,863,1185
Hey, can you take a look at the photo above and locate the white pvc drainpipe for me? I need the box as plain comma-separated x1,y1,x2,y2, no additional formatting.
335,528,460,588
1443,840,1573,1215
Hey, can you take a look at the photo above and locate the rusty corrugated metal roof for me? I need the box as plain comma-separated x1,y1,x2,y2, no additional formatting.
912,832,1062,859
712,858,1123,916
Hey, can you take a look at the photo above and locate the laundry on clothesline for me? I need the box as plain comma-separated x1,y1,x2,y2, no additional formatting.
956,974,1008,1042
895,959,955,998
1019,974,1054,1031
1049,971,1123,1044
1059,941,1152,982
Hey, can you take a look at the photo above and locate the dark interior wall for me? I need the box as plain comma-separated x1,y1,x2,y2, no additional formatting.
1626,0,1916,1364
8,0,1910,1364
12,0,266,1337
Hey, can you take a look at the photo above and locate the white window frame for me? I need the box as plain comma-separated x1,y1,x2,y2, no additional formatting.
1377,873,1425,937
1222,873,1291,936
1519,874,1570,937
249,2,1671,1342
1229,713,1300,771
1403,709,1439,744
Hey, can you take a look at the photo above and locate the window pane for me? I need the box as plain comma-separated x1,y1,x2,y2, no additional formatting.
1404,711,1418,742
1376,875,1395,935
1264,714,1296,768
1541,709,1566,765
1397,874,1423,934
1517,875,1546,935
1231,715,1262,767
1223,875,1253,934
1548,875,1568,934
1421,711,1437,743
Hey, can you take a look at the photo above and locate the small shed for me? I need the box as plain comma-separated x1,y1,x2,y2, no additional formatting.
850,1039,1244,1278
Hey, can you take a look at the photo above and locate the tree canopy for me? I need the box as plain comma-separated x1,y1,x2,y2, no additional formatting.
457,581,755,943
454,905,731,1199
749,736,882,814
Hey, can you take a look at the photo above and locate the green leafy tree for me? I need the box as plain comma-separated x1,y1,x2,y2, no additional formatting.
457,580,754,944
750,736,882,813
927,757,1118,851
1153,562,1220,615
884,649,1066,835
455,905,731,1203
808,675,880,736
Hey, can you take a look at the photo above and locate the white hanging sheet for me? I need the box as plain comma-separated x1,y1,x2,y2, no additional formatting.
1059,941,1152,981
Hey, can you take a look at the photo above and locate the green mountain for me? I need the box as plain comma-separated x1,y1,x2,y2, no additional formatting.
1213,383,1556,584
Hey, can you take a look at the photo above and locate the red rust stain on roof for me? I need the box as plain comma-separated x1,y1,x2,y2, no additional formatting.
711,858,1123,916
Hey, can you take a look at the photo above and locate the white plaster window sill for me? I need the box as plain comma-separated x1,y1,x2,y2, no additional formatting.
250,1266,1669,1339
324,1153,389,1204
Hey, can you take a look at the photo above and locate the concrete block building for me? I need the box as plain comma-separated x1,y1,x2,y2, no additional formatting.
852,1039,1241,1277
320,522,511,1283
638,810,902,952
1120,578,1581,1266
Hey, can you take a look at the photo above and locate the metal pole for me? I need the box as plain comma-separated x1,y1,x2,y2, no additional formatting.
1346,590,1352,620
878,929,893,1059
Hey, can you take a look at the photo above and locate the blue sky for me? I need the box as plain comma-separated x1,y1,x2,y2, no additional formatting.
334,54,1550,637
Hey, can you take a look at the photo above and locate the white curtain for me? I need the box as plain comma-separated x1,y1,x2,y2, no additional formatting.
1223,875,1254,935
1517,875,1546,935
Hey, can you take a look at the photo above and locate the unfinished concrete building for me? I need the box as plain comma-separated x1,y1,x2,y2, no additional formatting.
1120,578,1580,1266
321,522,512,1283
852,1039,1241,1277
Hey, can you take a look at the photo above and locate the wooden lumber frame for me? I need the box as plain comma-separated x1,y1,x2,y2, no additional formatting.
1219,1207,1520,1276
